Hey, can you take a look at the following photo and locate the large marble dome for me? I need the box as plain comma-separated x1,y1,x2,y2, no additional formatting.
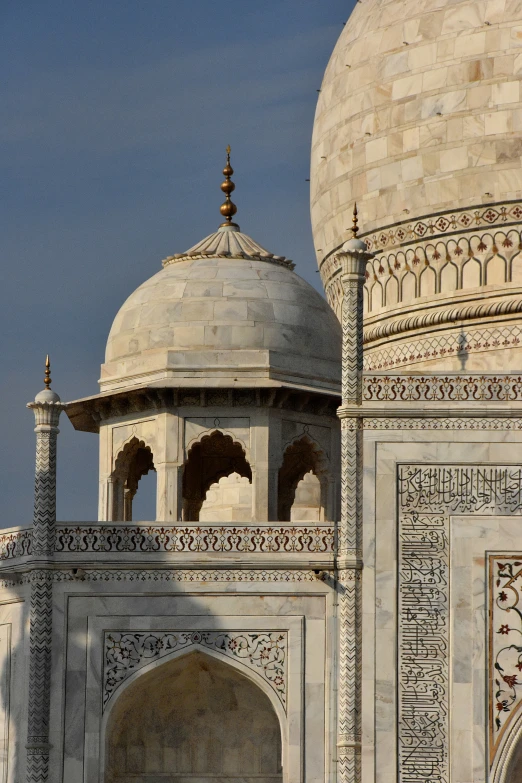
101,223,341,394
311,0,522,372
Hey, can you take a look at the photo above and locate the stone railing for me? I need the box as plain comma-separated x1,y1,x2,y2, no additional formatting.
55,524,335,554
0,524,336,561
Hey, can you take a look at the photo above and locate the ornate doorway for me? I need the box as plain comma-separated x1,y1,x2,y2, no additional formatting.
105,650,283,783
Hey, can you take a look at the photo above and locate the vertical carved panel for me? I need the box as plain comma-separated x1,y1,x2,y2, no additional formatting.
26,398,63,782
341,277,363,405
26,571,53,783
337,247,368,783
32,431,57,555
397,466,522,783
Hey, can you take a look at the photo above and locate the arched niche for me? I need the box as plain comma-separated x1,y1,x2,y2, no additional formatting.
111,437,155,522
103,649,283,783
278,436,329,522
290,470,321,522
182,431,252,521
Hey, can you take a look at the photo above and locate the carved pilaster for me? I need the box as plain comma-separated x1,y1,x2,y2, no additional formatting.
336,231,373,783
26,571,54,783
26,394,65,555
25,368,65,782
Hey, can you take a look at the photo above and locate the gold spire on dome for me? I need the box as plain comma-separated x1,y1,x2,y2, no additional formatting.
352,203,359,238
219,145,239,228
44,355,52,389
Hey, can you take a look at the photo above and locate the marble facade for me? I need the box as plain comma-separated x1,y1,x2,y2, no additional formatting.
7,0,522,779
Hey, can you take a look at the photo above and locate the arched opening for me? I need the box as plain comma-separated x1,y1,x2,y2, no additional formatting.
290,470,321,522
182,431,252,521
112,438,155,522
105,650,283,783
278,436,328,522
199,472,253,522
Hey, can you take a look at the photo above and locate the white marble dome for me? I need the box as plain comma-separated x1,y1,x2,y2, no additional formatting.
101,225,341,393
311,0,522,372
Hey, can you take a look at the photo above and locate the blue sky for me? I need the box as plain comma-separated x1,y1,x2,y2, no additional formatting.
1,0,352,523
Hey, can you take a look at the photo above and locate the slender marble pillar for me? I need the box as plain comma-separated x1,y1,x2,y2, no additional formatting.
335,223,373,783
26,361,65,782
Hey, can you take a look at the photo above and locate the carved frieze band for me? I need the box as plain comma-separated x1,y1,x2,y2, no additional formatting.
364,374,522,402
398,466,522,783
321,201,522,315
364,323,522,372
365,201,522,254
55,525,334,554
104,631,287,710
18,568,321,583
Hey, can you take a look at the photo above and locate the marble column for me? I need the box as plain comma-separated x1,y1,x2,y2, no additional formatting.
335,226,373,783
26,361,65,782
156,462,182,521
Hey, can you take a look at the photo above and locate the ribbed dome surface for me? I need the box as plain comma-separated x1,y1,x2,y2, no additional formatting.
101,228,341,393
312,0,522,263
310,0,522,373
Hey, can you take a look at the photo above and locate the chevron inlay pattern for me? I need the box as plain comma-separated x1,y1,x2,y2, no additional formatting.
336,246,369,783
26,571,53,783
341,277,363,405
33,432,57,555
25,398,63,781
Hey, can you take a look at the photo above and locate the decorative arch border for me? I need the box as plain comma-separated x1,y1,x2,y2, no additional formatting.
185,426,250,461
100,643,288,783
102,629,287,712
280,430,330,475
490,704,522,783
112,435,154,477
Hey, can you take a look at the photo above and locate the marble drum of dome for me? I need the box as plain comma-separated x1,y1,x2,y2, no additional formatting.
102,224,341,394
311,0,522,372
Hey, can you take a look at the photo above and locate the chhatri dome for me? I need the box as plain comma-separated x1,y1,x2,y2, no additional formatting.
100,148,341,396
311,0,522,372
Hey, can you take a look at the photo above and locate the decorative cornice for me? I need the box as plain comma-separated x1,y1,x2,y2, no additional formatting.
363,294,522,345
66,386,340,434
362,201,522,254
321,200,522,271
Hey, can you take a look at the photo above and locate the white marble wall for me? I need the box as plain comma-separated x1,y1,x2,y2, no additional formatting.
362,432,522,783
49,578,334,783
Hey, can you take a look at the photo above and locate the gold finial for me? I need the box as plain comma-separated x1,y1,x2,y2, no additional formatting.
219,145,239,228
44,355,52,389
352,203,359,238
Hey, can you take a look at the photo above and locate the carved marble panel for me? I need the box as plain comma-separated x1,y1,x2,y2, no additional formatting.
398,466,522,783
104,630,287,710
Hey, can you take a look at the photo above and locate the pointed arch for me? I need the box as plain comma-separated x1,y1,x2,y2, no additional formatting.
102,648,285,783
111,437,155,521
400,270,416,301
182,430,252,521
277,434,330,522
384,274,399,307
419,265,436,297
486,252,507,285
461,256,482,288
440,260,458,293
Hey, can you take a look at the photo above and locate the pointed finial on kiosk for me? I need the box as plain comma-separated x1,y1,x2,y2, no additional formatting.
219,145,239,229
352,202,359,238
44,354,52,390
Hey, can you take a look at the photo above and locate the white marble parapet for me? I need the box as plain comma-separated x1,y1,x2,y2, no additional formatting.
0,523,336,565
